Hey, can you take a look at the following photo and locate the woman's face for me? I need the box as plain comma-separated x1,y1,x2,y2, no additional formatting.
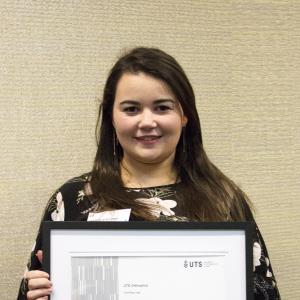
112,72,187,166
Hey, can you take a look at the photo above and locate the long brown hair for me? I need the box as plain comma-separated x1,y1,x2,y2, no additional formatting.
90,47,251,221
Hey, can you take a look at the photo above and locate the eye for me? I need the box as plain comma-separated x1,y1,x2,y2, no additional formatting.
156,104,173,112
122,106,139,114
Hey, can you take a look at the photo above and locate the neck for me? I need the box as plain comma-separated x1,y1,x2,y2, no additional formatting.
120,156,178,188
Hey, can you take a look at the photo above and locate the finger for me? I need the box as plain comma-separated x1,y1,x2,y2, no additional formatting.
25,270,50,280
27,288,52,300
28,278,52,290
36,250,43,264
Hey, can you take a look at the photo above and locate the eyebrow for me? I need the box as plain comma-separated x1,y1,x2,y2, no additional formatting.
119,98,176,105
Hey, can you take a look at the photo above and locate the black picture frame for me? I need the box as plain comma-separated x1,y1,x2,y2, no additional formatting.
43,221,254,300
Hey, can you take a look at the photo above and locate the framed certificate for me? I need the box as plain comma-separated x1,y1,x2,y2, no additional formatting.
43,221,254,300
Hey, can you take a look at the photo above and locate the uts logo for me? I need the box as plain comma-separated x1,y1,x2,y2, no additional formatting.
184,260,203,268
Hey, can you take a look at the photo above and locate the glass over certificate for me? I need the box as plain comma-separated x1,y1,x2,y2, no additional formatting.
43,221,253,300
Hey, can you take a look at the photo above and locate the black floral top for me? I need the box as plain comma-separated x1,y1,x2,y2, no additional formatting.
17,174,281,299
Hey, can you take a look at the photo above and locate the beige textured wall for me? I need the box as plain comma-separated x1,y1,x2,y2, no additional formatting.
1,1,299,299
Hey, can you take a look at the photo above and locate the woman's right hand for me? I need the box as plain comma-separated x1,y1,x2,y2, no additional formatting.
25,250,52,300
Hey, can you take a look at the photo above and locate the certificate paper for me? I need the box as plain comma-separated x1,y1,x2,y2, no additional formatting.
43,222,253,300
71,255,225,299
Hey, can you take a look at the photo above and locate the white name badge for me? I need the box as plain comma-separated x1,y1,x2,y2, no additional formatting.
87,209,131,222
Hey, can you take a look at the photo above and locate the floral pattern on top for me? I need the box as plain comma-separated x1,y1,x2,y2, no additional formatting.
50,192,65,221
128,185,177,199
136,197,177,217
126,185,179,217
17,174,281,300
253,241,262,271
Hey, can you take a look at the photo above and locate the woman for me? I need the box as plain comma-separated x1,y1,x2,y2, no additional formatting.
18,47,280,299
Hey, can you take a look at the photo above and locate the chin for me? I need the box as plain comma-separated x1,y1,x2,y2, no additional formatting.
135,153,175,165
136,157,163,164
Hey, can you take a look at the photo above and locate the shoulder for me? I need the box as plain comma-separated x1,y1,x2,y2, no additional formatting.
58,173,90,196
45,173,93,221
227,183,255,221
53,173,91,205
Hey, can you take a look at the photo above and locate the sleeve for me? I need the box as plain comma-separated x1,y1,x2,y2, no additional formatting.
17,174,90,299
243,202,281,300
252,225,281,300
16,189,63,300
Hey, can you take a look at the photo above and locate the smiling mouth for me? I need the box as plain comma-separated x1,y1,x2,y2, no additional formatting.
135,136,162,141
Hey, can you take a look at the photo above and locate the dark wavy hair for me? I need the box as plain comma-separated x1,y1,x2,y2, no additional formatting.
90,47,251,221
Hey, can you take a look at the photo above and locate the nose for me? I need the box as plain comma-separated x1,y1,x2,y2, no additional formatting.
138,109,157,129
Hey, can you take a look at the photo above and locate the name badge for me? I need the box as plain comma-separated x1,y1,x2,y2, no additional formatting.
87,208,131,221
